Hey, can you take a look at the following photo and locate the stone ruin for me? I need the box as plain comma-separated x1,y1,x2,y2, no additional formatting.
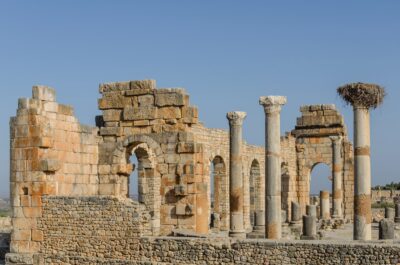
5,80,400,264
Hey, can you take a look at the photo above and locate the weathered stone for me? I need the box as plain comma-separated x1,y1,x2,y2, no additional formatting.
155,90,187,107
32,85,56,102
379,218,394,240
98,93,131,109
123,106,157,120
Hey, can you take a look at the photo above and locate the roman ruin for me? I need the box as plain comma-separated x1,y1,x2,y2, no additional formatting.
5,80,399,264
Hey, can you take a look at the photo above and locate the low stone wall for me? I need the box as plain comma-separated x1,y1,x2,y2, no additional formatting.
37,196,151,262
40,237,400,265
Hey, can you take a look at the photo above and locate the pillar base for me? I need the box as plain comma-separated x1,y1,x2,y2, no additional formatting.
253,225,265,232
229,230,246,238
289,221,302,226
300,235,318,240
331,215,343,220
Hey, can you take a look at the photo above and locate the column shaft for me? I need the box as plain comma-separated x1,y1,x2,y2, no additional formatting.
331,136,343,218
227,111,246,238
260,96,287,239
353,106,371,240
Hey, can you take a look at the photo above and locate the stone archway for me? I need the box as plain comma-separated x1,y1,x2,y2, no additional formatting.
209,155,229,231
111,134,163,236
249,159,261,228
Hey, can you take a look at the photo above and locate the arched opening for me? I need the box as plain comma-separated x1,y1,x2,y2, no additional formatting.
249,159,260,227
209,156,228,231
128,155,139,201
310,163,332,208
126,144,154,203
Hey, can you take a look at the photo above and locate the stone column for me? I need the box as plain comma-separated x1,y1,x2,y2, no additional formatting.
227,111,247,238
385,207,395,220
379,219,394,240
320,190,330,220
337,82,385,241
395,204,400,223
330,136,343,218
306,205,317,218
301,215,317,240
290,201,301,225
253,210,265,232
259,96,287,239
353,106,372,240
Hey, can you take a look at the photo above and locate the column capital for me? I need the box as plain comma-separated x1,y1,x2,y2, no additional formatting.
329,135,342,145
226,111,247,126
259,96,287,113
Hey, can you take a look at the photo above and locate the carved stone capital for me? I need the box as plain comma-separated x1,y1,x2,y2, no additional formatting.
259,96,287,113
226,111,247,126
329,135,342,146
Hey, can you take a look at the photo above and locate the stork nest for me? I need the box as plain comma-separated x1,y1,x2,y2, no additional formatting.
337,82,385,109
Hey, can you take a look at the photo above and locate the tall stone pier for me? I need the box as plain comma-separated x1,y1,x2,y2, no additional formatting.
330,136,343,218
337,82,385,240
227,111,247,238
259,96,287,239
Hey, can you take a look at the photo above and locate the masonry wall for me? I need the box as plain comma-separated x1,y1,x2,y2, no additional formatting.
292,104,353,217
9,86,100,254
32,236,400,265
191,123,265,231
37,196,150,261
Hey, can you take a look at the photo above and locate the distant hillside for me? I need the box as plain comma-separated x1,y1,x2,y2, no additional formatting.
372,181,400,191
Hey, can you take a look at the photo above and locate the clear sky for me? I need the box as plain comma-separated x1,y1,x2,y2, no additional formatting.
1,1,399,197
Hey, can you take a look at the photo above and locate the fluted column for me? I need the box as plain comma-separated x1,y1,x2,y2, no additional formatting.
330,136,343,218
259,96,287,239
227,111,247,238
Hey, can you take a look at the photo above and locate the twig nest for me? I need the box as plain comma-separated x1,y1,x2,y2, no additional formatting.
337,82,385,109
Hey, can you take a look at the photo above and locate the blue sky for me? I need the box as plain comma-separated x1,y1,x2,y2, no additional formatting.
1,1,399,196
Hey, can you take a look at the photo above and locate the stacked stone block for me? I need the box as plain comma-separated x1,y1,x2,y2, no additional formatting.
292,104,353,218
9,86,100,259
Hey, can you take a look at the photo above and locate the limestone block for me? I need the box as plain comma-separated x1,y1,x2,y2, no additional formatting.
125,89,153,96
175,203,193,216
130,80,156,90
177,142,202,153
43,102,58,113
23,207,42,218
174,184,187,196
40,159,60,172
18,98,42,110
103,109,122,122
182,106,198,124
123,106,157,120
99,81,130,93
32,85,56,102
57,104,74,116
134,120,150,126
155,91,187,107
138,95,155,106
100,127,123,136
98,93,131,109
157,107,181,119
31,230,43,241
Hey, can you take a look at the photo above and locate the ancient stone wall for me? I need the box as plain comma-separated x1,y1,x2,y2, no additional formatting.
37,196,150,261
9,86,100,254
292,104,354,217
96,80,210,236
191,124,265,232
30,237,400,265
7,80,358,264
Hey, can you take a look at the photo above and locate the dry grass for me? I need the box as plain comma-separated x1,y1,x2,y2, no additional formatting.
337,82,385,109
